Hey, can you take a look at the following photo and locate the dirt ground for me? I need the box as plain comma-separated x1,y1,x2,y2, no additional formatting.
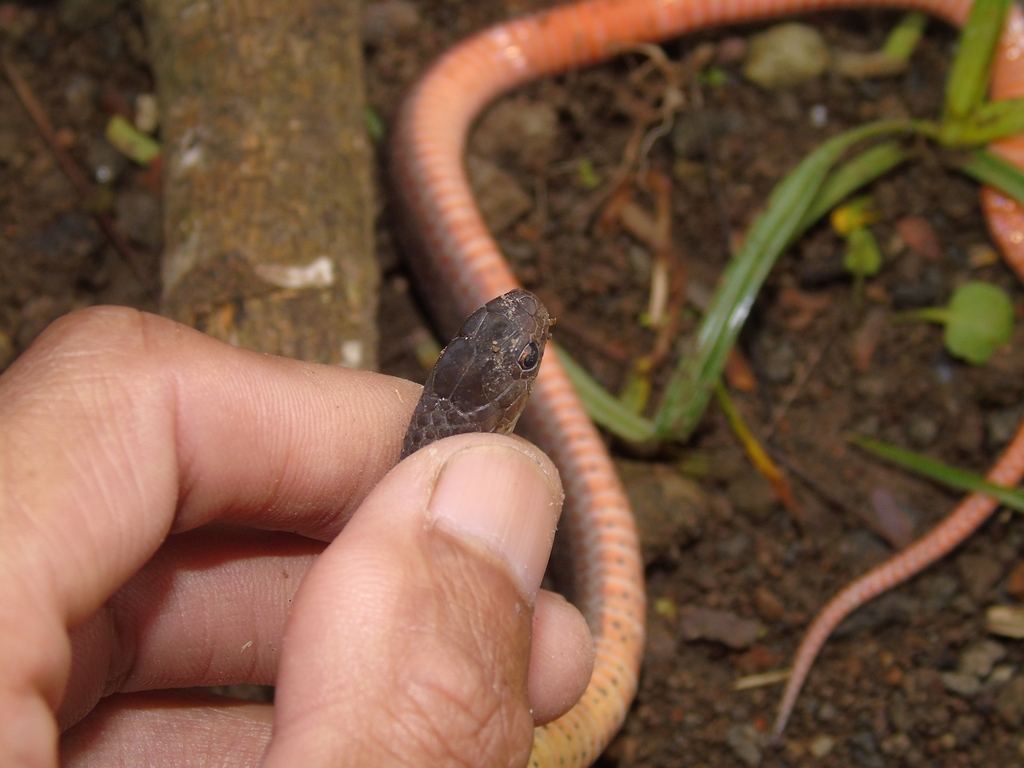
3,1,1024,766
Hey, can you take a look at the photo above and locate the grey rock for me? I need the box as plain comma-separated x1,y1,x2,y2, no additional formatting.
743,23,830,89
959,639,1006,678
679,607,761,650
941,671,981,697
725,724,762,767
361,1,421,45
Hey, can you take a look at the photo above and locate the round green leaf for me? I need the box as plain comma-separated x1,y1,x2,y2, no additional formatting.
843,226,882,277
944,281,1014,364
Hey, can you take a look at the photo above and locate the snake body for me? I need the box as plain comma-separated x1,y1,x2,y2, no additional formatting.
392,0,1024,764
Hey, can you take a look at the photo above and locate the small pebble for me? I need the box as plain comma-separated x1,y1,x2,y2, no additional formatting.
718,530,752,562
725,724,762,767
941,671,981,697
959,639,1006,678
809,735,835,757
134,93,159,133
753,585,785,623
816,701,839,723
743,23,830,89
988,664,1016,688
361,0,420,45
808,103,828,127
880,732,911,757
896,216,942,261
678,606,761,650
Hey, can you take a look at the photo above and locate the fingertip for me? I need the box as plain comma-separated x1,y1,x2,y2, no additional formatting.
528,590,594,725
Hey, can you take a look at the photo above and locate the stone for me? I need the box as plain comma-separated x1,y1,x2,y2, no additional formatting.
679,606,761,650
725,724,762,767
959,639,1006,678
361,1,420,45
941,671,981,697
743,23,830,89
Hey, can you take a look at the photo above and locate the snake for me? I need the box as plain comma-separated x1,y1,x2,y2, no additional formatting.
391,0,1024,764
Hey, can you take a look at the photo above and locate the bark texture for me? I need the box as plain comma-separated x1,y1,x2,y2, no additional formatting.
144,0,377,368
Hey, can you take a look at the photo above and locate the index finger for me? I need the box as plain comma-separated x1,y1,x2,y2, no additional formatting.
0,307,419,751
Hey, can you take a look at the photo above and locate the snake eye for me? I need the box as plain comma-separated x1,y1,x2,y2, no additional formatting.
518,341,540,371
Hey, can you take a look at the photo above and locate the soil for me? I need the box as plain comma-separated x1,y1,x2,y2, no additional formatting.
3,1,1024,766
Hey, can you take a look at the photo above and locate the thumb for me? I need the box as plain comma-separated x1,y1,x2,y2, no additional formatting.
264,432,571,768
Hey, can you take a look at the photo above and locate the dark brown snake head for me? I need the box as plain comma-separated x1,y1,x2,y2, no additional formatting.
401,289,552,459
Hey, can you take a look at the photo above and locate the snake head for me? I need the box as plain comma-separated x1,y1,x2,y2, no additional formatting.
401,289,552,458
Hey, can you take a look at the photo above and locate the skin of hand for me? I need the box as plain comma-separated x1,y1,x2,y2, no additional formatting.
0,306,595,768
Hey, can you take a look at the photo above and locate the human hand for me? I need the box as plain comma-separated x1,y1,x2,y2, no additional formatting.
0,307,594,767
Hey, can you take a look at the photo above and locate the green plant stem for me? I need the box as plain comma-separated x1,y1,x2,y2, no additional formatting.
883,12,928,60
944,0,1012,120
850,434,1024,512
556,345,656,443
955,148,1024,203
799,141,912,231
652,119,913,440
895,307,949,325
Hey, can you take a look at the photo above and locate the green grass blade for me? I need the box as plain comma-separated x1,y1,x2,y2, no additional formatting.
799,140,912,231
556,345,656,443
955,148,1024,206
941,97,1024,145
883,12,928,61
850,434,1024,512
653,120,912,440
944,0,1012,120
